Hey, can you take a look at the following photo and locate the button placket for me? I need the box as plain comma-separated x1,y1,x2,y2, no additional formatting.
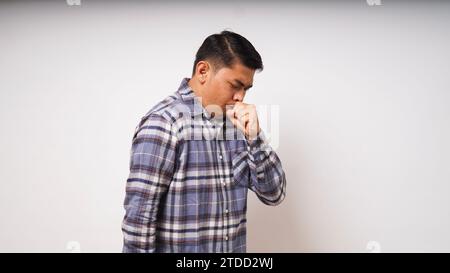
215,122,230,252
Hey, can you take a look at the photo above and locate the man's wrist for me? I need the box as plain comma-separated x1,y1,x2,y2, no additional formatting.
246,129,265,150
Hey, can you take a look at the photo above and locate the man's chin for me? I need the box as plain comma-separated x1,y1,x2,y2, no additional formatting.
212,111,225,118
209,104,233,118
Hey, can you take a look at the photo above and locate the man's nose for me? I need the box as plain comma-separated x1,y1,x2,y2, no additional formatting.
233,90,245,102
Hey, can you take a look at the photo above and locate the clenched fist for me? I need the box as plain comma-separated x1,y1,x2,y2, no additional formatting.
226,102,261,141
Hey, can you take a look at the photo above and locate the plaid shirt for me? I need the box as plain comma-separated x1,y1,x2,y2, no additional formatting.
122,77,286,253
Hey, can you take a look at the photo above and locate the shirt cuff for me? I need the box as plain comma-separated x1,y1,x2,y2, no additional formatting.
246,129,269,153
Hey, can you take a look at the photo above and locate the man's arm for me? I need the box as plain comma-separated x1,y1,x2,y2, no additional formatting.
121,113,177,253
234,130,287,206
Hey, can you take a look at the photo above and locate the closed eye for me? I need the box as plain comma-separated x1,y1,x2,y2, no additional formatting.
230,83,240,90
229,80,252,92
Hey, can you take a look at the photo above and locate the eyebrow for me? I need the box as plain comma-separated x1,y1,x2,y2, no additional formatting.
233,79,253,90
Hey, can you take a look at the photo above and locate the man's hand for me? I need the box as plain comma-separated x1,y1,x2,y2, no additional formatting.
226,102,261,141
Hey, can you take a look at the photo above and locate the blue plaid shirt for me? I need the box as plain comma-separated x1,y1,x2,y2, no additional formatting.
122,77,286,253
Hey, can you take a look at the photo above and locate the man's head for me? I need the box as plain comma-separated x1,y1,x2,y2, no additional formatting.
188,30,263,117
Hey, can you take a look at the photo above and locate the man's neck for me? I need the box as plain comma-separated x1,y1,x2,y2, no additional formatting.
188,78,203,101
188,78,227,122
188,78,213,113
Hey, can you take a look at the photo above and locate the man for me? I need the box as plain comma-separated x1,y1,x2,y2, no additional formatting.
122,30,286,253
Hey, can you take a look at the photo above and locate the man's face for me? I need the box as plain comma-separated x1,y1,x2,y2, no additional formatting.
203,62,255,116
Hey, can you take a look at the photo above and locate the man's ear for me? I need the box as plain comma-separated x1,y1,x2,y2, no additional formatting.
195,61,211,84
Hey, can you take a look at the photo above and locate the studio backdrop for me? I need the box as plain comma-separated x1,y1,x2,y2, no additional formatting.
1,0,450,252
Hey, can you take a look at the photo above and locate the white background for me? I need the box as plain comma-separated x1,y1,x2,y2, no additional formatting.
1,0,450,252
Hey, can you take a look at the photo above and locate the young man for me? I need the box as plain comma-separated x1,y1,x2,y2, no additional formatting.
122,30,287,253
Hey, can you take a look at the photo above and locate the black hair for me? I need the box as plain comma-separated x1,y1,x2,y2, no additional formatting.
191,30,263,76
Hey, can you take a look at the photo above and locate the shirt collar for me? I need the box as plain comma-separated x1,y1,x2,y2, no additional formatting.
176,77,245,140
176,77,215,121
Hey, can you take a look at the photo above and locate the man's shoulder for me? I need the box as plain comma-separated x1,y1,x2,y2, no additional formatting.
135,91,192,134
145,91,181,120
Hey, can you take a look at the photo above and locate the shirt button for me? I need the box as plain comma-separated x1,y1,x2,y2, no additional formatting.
247,146,251,151
225,209,229,214
225,235,229,241
221,182,226,186
219,154,223,160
